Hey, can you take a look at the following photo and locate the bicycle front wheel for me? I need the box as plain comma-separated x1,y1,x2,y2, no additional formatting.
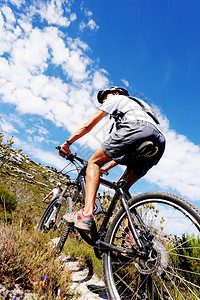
37,195,72,237
103,191,200,300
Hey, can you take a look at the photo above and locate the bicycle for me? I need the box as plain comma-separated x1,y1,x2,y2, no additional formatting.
38,144,200,299
37,152,102,240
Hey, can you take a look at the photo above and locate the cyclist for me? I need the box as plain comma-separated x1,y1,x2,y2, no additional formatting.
59,87,166,233
43,182,62,203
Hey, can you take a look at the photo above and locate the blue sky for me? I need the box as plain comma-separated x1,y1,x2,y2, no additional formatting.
0,0,200,207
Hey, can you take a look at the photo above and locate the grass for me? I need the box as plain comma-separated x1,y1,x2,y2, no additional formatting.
0,137,105,298
0,222,79,299
62,234,103,279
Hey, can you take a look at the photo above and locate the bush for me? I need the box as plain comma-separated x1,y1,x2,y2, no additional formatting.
0,223,79,299
0,185,17,212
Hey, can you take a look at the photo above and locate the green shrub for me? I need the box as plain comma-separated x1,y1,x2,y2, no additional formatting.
0,223,79,299
0,185,17,212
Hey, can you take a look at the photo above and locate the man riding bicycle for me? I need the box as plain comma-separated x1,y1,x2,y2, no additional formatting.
43,182,62,203
59,87,166,233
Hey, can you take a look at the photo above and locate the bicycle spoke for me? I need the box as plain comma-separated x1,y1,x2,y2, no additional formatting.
169,251,200,261
157,274,176,300
166,269,200,299
152,277,165,300
103,193,200,300
169,237,200,252
172,267,200,277
167,267,200,291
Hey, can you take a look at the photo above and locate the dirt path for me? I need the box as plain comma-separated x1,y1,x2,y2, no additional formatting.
60,255,108,300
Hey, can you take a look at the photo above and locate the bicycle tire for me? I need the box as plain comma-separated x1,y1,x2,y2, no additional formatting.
103,191,200,300
37,195,72,233
56,222,72,252
55,191,85,252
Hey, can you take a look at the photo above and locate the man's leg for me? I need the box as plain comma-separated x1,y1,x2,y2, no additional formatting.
84,147,112,215
126,169,139,189
63,147,111,232
117,168,139,188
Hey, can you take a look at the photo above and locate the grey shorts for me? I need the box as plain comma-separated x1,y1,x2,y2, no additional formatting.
101,120,166,178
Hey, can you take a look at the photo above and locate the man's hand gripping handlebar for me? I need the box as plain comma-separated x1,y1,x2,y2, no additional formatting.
56,146,108,176
55,146,70,158
56,146,70,158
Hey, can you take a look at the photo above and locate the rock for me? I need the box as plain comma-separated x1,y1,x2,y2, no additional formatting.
58,255,108,300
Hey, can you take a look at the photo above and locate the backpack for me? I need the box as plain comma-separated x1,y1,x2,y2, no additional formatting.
129,97,160,125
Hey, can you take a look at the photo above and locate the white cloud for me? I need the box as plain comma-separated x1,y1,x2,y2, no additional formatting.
0,6,108,132
1,0,200,203
121,79,129,87
145,114,200,200
1,6,16,25
0,118,18,133
0,8,21,55
87,19,99,31
9,0,25,9
13,136,65,169
92,70,109,90
80,5,93,18
79,19,99,32
29,0,77,27
62,49,90,81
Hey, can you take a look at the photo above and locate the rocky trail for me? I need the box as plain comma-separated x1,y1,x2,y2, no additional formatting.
61,255,108,300
0,254,108,300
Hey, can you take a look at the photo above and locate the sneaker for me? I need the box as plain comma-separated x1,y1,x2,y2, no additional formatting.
63,208,94,233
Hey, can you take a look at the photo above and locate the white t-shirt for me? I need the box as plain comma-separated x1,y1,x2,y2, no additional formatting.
52,186,62,197
99,94,159,128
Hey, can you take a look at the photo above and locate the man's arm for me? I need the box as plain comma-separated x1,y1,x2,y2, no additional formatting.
60,109,108,155
43,191,53,202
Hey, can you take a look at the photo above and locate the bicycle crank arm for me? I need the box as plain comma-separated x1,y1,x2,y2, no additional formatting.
97,241,145,257
77,229,95,247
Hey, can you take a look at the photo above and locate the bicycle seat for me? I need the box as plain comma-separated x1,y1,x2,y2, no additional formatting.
136,141,158,158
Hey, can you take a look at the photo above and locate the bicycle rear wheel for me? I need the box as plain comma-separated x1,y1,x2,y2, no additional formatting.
103,191,200,300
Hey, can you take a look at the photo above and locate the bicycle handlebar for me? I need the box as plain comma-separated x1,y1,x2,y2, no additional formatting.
56,146,109,175
56,146,87,165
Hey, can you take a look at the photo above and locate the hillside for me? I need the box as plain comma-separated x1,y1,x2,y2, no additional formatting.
0,134,68,224
0,135,108,299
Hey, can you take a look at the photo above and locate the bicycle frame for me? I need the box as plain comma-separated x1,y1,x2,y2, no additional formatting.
58,153,150,257
52,150,200,299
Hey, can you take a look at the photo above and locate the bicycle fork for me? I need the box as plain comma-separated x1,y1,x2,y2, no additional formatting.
97,190,146,256
119,192,144,250
120,192,155,258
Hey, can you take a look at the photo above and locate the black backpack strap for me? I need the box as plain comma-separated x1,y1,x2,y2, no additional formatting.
129,97,160,125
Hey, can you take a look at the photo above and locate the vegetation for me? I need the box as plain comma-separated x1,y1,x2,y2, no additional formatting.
176,234,200,286
0,223,79,299
62,234,103,278
0,185,17,222
0,130,199,298
0,131,79,298
0,130,67,225
0,130,105,298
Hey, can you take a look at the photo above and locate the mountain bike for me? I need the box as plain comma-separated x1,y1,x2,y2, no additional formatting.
38,144,200,299
37,163,82,237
